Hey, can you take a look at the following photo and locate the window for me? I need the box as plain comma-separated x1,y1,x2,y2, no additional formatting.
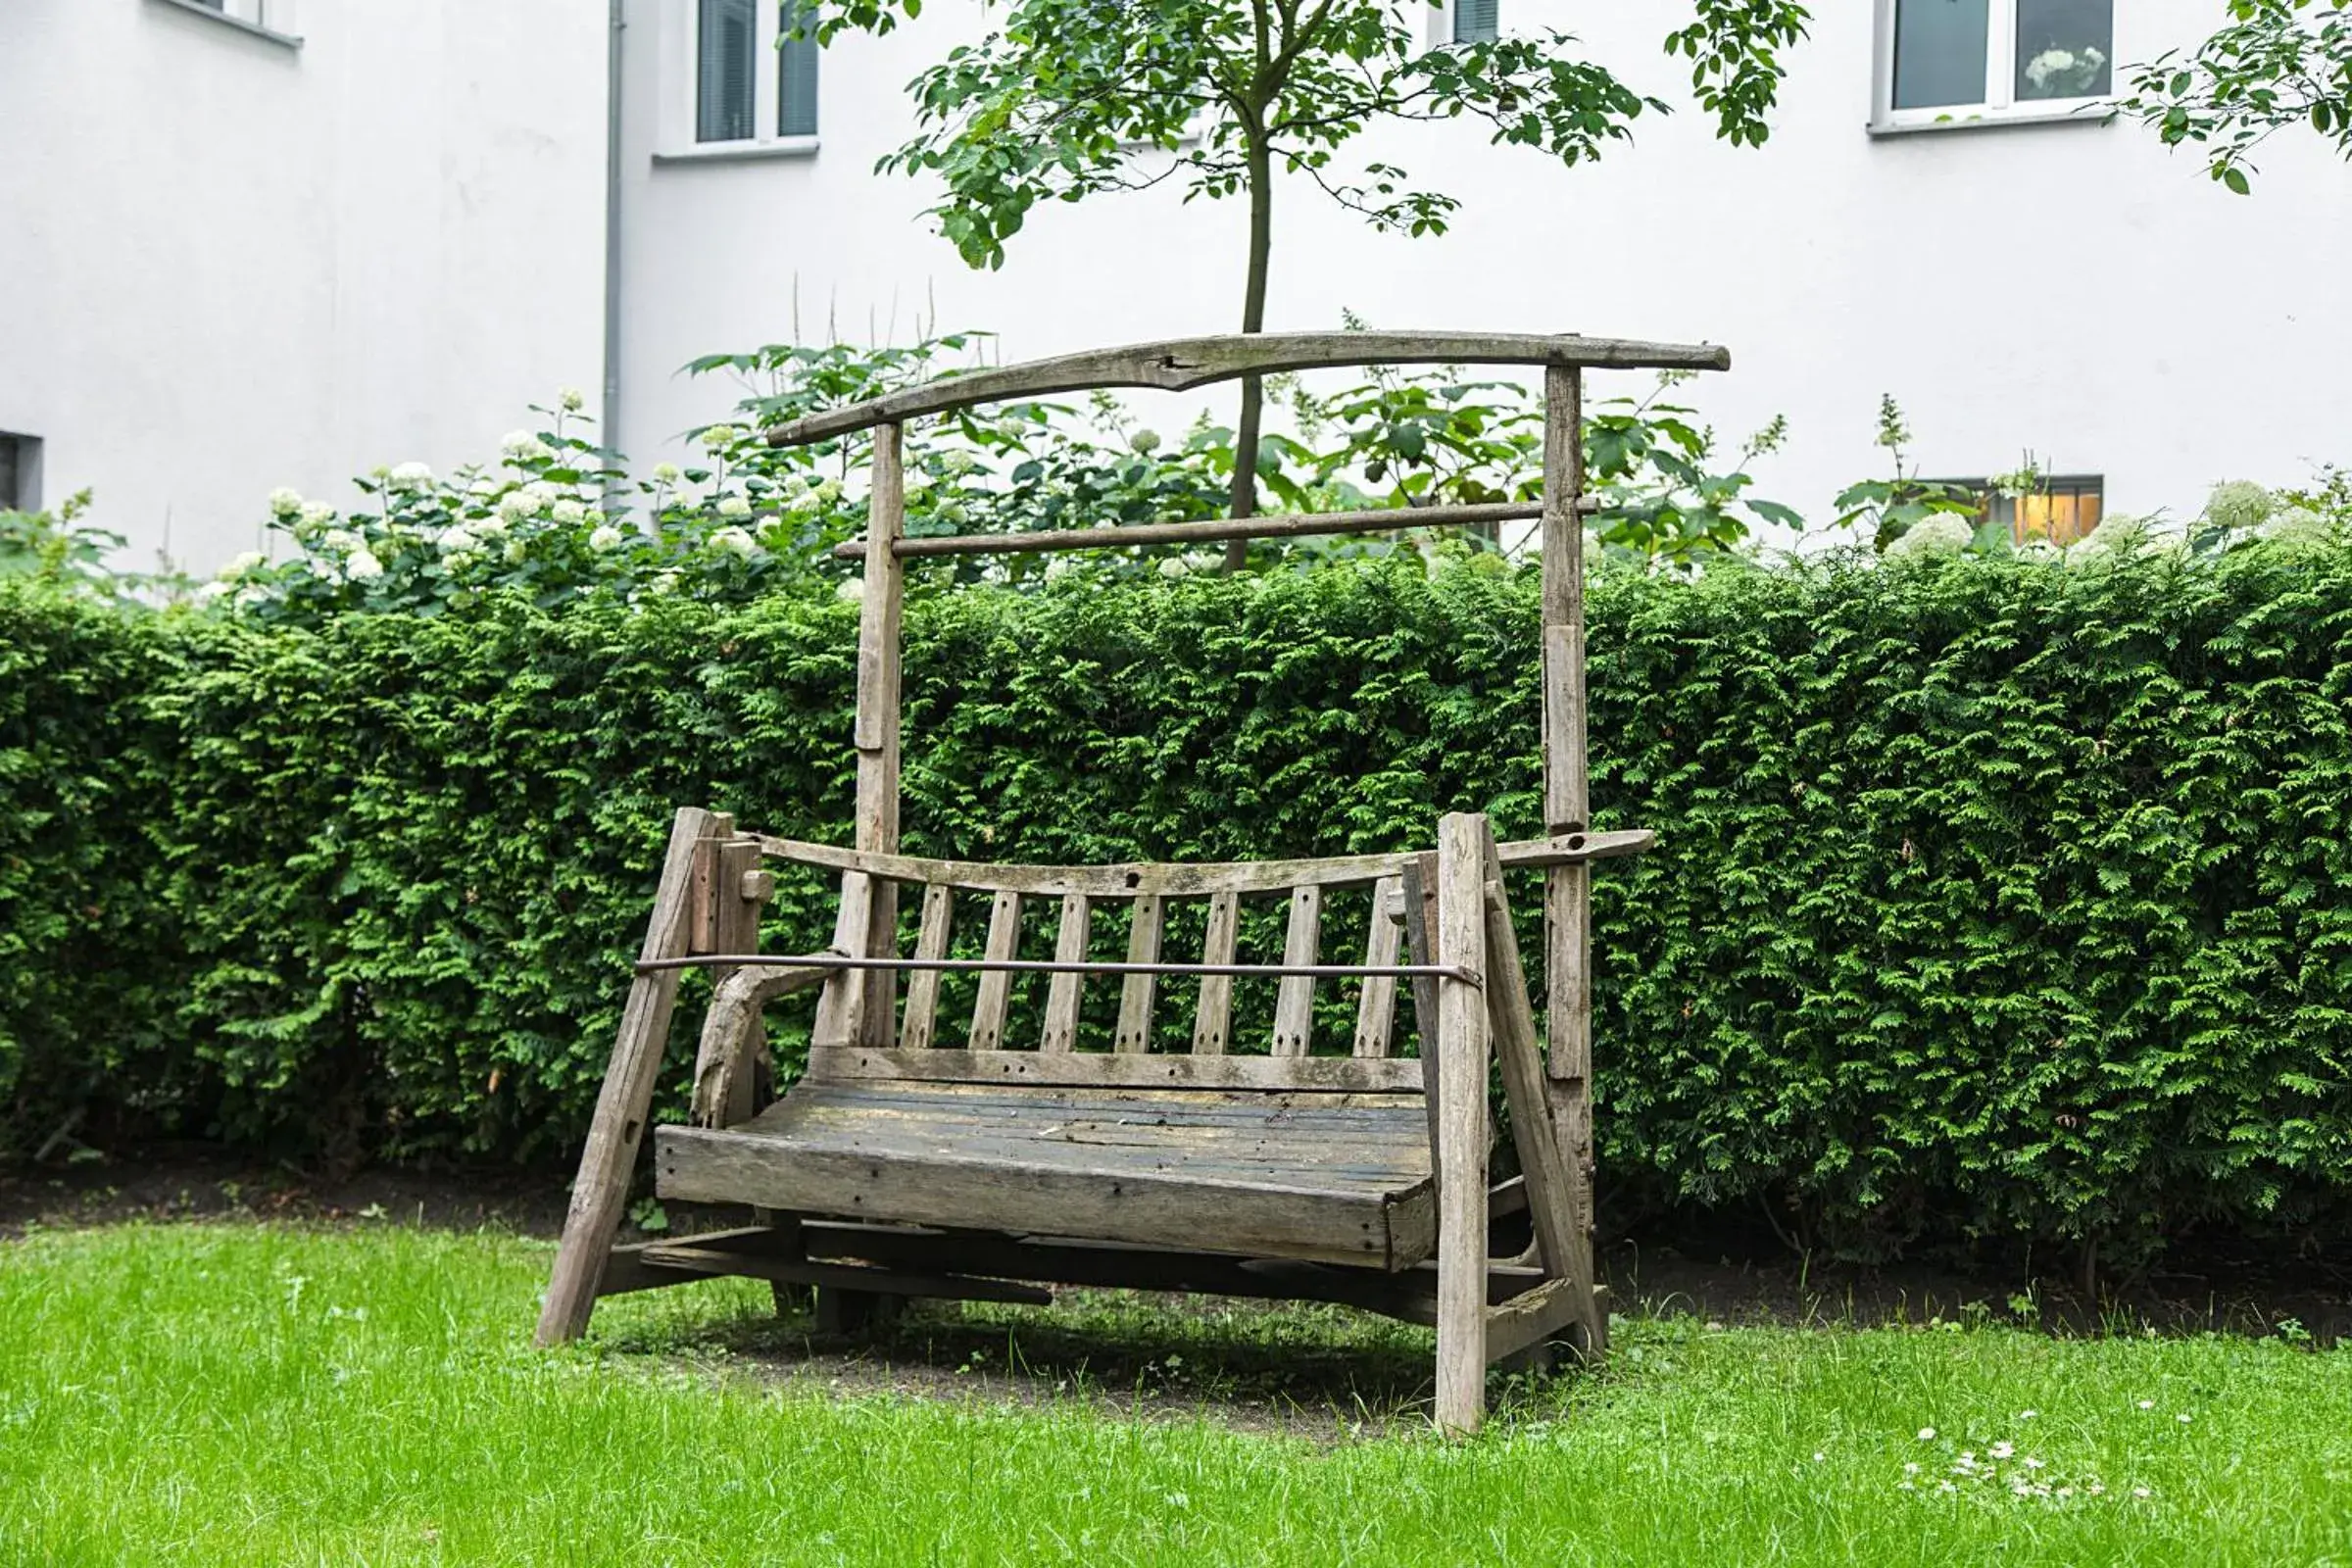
0,433,40,513
1452,0,1499,44
689,0,820,148
1879,0,2110,127
1931,472,2106,545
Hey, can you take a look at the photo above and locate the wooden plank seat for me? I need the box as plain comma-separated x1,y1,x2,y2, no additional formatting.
657,1079,1437,1269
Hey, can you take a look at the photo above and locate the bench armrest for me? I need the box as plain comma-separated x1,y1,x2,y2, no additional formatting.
688,960,831,1129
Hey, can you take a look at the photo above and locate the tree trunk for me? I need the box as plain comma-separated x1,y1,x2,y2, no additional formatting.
1222,130,1275,572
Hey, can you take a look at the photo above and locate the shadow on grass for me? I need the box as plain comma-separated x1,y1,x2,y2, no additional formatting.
594,1286,1574,1437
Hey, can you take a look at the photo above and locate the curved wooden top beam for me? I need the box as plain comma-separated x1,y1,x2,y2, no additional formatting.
762,331,1731,447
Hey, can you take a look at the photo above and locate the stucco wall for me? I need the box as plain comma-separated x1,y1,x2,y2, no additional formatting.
0,0,609,571
613,0,2351,527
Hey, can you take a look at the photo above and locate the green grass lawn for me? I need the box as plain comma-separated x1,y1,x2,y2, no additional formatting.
2,1223,2348,1566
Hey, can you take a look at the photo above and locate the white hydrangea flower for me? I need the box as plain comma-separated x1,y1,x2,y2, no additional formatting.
551,499,588,525
1044,557,1076,581
298,501,338,529
2204,480,2275,533
467,478,499,498
470,514,508,539
835,576,865,602
588,524,624,552
2014,538,2063,564
222,550,269,579
813,479,843,504
389,462,435,490
497,491,535,522
709,525,758,557
1130,428,1162,455
521,481,559,509
500,430,554,464
1157,557,1189,578
650,569,681,595
443,549,480,571
1886,514,1973,559
267,488,304,519
560,387,586,413
193,580,231,605
504,539,528,564
699,424,743,451
781,473,810,496
436,524,476,554
320,529,362,555
2258,505,2330,544
345,549,384,581
652,462,683,484
716,494,753,518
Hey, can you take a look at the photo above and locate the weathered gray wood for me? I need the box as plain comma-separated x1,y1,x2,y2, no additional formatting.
855,421,907,1049
1541,364,1600,1305
1270,885,1322,1056
1113,894,1163,1053
712,834,769,1125
764,331,1730,446
807,1045,1423,1094
536,807,715,1347
690,962,828,1127
1040,894,1093,1052
1433,813,1493,1435
967,889,1023,1050
898,883,956,1050
1352,877,1403,1058
1482,858,1602,1353
687,811,734,956
640,1243,1054,1306
1484,1277,1590,1363
645,952,1469,983
827,501,1562,561
748,829,1651,898
592,1224,802,1298
809,869,874,1050
657,1125,1427,1268
1399,854,1445,1159
1191,891,1241,1054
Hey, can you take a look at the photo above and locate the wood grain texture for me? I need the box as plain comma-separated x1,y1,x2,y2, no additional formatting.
806,1047,1423,1094
1114,894,1163,1053
1191,891,1241,1054
855,421,906,1049
640,1243,1054,1306
1270,885,1322,1056
897,883,956,1051
764,332,1730,446
1484,1277,1589,1363
535,807,714,1347
1352,878,1403,1058
1399,854,1445,1159
710,835,769,1126
1433,813,1494,1435
967,889,1023,1051
1040,894,1093,1052
809,870,874,1051
690,962,827,1129
747,829,1650,897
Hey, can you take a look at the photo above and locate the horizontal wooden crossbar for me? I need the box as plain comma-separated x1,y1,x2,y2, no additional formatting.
636,952,1481,984
744,829,1653,897
823,498,1596,562
763,331,1731,446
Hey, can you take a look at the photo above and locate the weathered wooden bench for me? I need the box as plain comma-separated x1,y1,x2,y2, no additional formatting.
535,329,1731,1433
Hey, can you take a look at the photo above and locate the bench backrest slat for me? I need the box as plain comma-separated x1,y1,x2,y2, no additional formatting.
1114,894,1163,1053
968,890,1023,1051
1191,891,1241,1056
897,882,956,1051
1270,885,1322,1057
1040,894,1092,1053
1353,877,1404,1058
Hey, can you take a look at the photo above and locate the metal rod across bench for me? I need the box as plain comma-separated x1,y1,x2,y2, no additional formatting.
823,497,1602,562
636,952,1482,984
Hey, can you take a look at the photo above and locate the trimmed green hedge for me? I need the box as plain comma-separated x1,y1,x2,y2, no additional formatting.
5,548,2351,1262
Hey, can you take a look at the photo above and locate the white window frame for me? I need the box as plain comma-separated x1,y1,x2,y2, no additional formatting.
655,0,821,165
150,0,303,50
1427,0,1500,49
1870,0,2109,134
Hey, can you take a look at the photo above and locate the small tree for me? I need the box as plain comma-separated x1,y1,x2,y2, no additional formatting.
814,0,1811,563
2119,0,2352,191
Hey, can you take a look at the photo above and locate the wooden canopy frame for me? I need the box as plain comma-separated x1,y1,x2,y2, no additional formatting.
535,330,1730,1434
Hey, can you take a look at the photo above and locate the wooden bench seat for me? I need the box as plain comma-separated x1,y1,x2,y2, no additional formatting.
657,1078,1437,1270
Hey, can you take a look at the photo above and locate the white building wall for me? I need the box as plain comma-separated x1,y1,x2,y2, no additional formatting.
0,0,610,572
614,0,2352,528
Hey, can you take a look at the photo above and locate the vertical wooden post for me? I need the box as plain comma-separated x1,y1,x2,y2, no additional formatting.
536,806,715,1346
1433,812,1492,1437
855,422,907,1047
711,832,769,1126
1540,365,1600,1303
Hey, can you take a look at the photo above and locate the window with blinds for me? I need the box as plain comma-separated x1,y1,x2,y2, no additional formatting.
1452,0,1498,43
778,1,819,137
697,0,759,143
0,436,21,512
